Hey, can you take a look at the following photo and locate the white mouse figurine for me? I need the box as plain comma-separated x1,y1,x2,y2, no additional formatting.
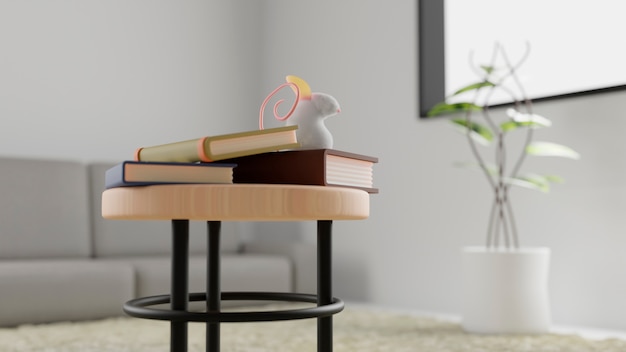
259,75,341,150
284,75,341,149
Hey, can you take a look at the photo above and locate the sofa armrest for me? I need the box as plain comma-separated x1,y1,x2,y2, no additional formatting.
242,240,316,294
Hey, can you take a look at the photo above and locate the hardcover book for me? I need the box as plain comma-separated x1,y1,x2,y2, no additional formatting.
221,149,379,193
134,125,300,163
105,160,235,189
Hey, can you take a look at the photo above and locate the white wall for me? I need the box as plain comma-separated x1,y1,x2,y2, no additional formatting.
0,0,263,162
2,0,625,332
261,0,626,331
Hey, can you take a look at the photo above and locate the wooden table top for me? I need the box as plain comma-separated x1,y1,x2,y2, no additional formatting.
102,184,370,221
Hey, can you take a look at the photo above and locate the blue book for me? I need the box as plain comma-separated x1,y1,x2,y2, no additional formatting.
105,161,235,189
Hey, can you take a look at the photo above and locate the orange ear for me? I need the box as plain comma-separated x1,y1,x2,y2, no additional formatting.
286,75,312,100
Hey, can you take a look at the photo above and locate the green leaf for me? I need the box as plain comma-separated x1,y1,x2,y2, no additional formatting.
453,161,498,175
450,118,494,145
451,81,496,97
501,109,553,132
427,102,482,117
500,120,520,132
481,65,495,74
505,173,565,193
506,108,552,127
506,175,549,193
544,175,564,183
526,142,581,160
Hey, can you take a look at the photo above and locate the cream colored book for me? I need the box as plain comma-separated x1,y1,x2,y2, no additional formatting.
134,125,299,163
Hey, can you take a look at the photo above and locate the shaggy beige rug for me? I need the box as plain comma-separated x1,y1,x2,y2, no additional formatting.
1,304,625,352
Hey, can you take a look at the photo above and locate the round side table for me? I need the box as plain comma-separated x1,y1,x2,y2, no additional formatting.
102,184,370,352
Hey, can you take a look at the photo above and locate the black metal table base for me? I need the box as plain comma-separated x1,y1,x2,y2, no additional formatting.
123,219,341,352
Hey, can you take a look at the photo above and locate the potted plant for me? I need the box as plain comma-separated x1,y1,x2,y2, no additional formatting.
427,43,580,334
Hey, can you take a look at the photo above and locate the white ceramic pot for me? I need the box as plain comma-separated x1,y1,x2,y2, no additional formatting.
461,246,551,334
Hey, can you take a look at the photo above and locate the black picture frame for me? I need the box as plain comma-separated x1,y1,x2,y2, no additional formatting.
417,0,626,118
418,0,444,118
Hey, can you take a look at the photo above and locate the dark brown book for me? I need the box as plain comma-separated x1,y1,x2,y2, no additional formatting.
221,149,379,193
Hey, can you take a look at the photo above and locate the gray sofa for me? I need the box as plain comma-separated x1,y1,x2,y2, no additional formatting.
0,156,314,327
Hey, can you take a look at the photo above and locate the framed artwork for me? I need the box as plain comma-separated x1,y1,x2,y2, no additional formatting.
418,0,626,117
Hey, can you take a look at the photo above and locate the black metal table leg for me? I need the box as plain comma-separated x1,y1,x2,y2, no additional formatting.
207,221,221,352
317,220,333,352
171,220,189,352
124,219,341,352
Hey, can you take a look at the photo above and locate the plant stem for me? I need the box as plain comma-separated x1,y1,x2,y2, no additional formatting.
498,193,511,248
474,43,532,250
501,44,534,181
500,43,533,250
486,199,496,247
504,192,520,248
495,111,508,246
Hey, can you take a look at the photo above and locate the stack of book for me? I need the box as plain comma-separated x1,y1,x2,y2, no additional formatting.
105,125,379,194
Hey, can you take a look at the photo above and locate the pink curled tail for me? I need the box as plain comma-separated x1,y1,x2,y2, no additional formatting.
259,82,300,129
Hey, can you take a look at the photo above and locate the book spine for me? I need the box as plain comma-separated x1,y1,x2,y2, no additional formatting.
135,138,212,163
104,163,127,189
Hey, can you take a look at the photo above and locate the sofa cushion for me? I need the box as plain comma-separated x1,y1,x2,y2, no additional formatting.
112,254,293,306
0,260,134,327
0,157,91,259
89,163,241,257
